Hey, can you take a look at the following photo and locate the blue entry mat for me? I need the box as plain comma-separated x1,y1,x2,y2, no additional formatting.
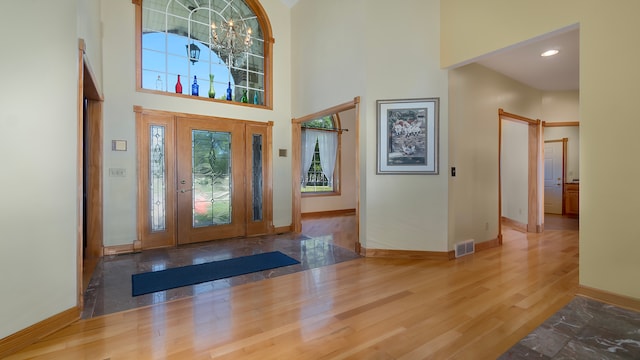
131,251,300,296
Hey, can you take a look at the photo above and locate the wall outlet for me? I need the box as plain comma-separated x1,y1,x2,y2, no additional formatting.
109,168,126,177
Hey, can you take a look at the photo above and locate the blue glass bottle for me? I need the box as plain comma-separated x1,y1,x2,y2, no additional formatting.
253,91,259,105
191,76,199,96
226,82,232,101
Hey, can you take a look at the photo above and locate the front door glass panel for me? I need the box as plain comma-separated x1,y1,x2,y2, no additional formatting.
252,134,263,221
192,129,232,227
150,125,167,232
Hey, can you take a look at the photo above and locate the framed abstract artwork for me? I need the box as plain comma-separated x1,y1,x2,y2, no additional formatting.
376,98,439,174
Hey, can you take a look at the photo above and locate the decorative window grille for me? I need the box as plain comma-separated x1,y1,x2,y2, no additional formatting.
139,0,267,105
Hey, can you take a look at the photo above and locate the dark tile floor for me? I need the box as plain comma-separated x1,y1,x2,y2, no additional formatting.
499,296,640,359
82,232,360,319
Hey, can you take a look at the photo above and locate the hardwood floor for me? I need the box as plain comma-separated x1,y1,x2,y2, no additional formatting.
7,217,579,359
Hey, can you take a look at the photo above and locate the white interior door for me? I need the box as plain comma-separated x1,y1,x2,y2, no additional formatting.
544,141,563,214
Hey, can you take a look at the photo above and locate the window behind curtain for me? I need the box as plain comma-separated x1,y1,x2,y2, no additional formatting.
301,116,340,194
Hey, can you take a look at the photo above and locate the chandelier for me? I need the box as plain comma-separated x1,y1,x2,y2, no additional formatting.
210,18,253,68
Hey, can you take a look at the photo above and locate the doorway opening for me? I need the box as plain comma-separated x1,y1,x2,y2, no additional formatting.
291,97,361,253
499,109,580,239
78,39,104,309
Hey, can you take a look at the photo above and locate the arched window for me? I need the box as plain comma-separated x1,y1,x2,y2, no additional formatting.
134,0,273,108
301,115,341,194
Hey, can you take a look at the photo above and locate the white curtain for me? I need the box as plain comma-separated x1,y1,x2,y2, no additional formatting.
301,129,320,186
317,131,338,186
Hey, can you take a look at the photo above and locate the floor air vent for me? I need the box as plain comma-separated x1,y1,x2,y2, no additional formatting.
455,239,475,258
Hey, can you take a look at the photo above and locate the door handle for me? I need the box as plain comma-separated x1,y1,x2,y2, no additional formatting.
178,188,193,193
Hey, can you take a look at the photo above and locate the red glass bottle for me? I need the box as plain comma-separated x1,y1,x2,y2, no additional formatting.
175,75,183,94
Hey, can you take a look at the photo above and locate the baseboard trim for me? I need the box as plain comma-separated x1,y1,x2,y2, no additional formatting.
363,248,450,260
103,243,136,256
501,216,527,233
475,237,500,252
0,306,80,358
577,285,640,312
301,208,356,219
273,225,292,234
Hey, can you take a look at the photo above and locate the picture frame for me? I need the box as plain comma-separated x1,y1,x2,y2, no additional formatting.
376,98,440,174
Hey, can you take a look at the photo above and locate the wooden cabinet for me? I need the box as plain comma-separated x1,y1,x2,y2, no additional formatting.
565,183,579,216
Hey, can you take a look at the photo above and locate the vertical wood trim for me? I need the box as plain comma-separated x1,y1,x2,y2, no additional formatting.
333,113,343,194
76,41,85,309
266,122,274,233
354,96,362,253
85,100,103,282
291,121,302,233
527,122,539,232
562,138,568,214
134,1,142,90
498,109,503,243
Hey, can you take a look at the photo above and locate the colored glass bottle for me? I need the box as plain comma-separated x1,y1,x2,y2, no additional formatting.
175,75,182,94
241,90,248,103
191,76,199,96
253,91,259,105
208,74,215,98
226,82,232,101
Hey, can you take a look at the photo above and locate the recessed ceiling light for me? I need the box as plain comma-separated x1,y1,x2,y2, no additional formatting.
541,49,559,57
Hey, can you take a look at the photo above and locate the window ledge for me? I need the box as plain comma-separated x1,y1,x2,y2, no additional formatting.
136,88,272,110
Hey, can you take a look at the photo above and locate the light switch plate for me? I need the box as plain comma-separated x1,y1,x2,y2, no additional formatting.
112,140,127,151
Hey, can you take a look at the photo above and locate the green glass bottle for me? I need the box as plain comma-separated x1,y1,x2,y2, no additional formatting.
241,90,248,103
208,74,215,98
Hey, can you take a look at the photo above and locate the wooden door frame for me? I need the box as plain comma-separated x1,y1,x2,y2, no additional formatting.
77,39,104,309
135,107,274,249
291,97,361,253
498,109,543,241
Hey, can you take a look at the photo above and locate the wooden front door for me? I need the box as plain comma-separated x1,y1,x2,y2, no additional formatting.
136,107,273,249
176,117,246,244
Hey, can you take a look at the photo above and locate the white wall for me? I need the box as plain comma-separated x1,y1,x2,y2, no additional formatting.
100,0,292,247
543,91,579,181
293,0,449,252
78,0,103,91
442,0,640,299
301,108,357,213
0,0,81,339
501,121,529,224
448,63,541,248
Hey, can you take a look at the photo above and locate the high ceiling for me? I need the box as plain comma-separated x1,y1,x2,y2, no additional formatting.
279,2,579,92
472,26,579,91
